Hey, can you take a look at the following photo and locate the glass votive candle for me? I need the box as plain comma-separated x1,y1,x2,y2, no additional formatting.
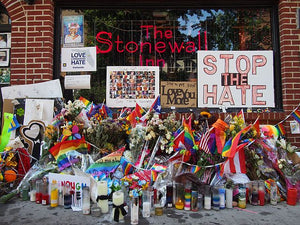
35,180,43,204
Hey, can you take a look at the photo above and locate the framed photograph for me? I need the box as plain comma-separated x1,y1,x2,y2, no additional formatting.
106,66,160,108
0,33,11,48
0,67,10,84
62,15,84,47
0,49,10,67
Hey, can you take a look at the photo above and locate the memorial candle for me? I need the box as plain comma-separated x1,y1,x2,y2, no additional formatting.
112,191,126,222
97,181,109,213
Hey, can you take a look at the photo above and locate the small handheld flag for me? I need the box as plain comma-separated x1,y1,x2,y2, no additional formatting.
8,115,21,132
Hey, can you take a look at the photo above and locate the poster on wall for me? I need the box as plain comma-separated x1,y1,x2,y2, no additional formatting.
161,81,197,108
61,47,97,72
0,68,10,84
197,50,274,108
0,49,10,67
0,33,11,48
62,15,84,47
106,66,159,108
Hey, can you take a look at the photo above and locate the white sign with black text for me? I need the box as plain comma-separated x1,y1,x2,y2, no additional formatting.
61,47,97,72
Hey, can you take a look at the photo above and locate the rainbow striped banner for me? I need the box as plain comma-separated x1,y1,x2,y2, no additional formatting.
275,123,286,136
291,109,300,123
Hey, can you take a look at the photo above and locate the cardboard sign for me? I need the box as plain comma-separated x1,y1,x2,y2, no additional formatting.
197,50,274,108
161,81,197,108
61,47,97,72
48,173,90,211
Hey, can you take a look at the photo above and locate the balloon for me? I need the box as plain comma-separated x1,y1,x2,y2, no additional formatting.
261,125,279,138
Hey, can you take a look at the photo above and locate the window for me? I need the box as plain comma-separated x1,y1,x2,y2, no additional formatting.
57,5,280,109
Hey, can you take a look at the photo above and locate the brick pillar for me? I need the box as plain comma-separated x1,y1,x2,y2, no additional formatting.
278,0,300,145
2,0,54,85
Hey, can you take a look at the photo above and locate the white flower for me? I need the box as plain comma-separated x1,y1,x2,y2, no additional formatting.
279,164,283,169
158,124,165,130
167,146,173,154
150,131,156,138
147,133,152,140
166,132,171,140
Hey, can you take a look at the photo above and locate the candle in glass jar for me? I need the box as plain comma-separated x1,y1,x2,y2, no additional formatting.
112,191,125,222
97,181,108,213
82,186,90,215
30,189,36,202
131,197,139,224
50,180,58,207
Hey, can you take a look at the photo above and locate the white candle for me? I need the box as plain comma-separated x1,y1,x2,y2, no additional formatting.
131,198,139,225
112,191,125,222
30,190,36,202
226,188,233,208
97,181,108,213
204,196,211,210
142,202,151,218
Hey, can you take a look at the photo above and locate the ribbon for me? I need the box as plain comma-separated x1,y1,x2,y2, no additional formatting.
96,195,109,202
112,203,127,222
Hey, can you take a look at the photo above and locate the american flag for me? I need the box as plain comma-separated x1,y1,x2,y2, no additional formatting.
198,130,211,154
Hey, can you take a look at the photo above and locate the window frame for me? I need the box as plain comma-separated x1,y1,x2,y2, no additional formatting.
53,0,282,110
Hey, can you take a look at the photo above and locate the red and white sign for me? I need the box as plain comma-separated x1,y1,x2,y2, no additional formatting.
197,51,274,108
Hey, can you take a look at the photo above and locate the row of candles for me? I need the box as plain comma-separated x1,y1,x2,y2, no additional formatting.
19,178,298,224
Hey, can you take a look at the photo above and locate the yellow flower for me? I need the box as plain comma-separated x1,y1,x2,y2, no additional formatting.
229,124,235,131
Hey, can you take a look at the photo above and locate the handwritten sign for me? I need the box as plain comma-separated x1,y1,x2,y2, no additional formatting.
61,47,96,72
197,50,274,108
161,81,197,108
64,75,91,89
48,173,90,211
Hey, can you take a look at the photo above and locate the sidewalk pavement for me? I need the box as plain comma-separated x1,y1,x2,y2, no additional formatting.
0,197,299,225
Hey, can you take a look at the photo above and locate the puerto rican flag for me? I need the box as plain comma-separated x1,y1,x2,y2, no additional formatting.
221,147,246,175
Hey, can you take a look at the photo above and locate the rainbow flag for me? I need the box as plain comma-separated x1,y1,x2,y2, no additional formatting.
56,151,82,171
291,109,300,123
151,170,158,184
184,129,196,150
86,161,120,177
79,96,91,107
190,165,201,174
150,163,167,173
212,119,228,154
49,137,89,160
275,123,286,137
96,146,125,163
120,157,134,176
222,125,251,158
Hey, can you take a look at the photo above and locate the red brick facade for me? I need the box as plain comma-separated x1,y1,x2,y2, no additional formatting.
1,0,54,84
1,0,300,144
278,0,300,145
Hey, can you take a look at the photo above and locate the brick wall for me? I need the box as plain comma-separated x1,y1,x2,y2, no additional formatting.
278,0,300,145
1,0,54,84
